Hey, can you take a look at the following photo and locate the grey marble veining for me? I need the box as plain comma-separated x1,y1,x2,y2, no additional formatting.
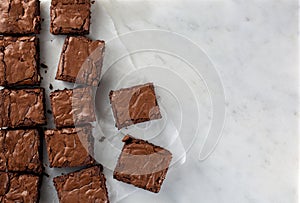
99,0,298,203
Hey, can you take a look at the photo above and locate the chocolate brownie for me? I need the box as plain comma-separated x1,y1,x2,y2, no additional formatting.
114,135,172,193
56,36,105,86
50,0,91,35
53,165,109,203
109,83,162,129
0,172,40,203
50,87,95,128
0,88,46,128
44,126,95,168
0,0,41,35
0,129,42,174
0,36,40,86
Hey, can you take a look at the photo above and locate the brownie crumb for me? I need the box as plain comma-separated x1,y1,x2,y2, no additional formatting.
47,110,52,114
49,84,53,90
91,0,95,4
41,63,48,69
45,70,47,73
99,136,105,142
43,172,50,177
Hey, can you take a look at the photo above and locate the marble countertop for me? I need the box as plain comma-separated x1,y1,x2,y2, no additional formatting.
38,0,298,202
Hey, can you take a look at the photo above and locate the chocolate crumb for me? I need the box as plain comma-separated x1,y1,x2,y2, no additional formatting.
47,110,52,114
99,136,105,142
43,172,50,177
41,63,48,69
49,84,53,90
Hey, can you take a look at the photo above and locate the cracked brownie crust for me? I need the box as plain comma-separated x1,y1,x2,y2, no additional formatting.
114,135,172,193
0,129,42,174
53,165,109,203
50,0,91,35
109,83,162,129
0,172,40,203
0,88,46,128
50,87,96,128
0,36,40,86
44,126,95,168
0,0,41,35
56,36,105,86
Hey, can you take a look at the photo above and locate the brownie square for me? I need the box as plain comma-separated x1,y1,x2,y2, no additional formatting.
50,0,91,35
109,83,162,129
44,126,95,168
56,36,105,86
114,135,172,193
0,172,40,202
0,0,41,35
0,36,40,86
50,87,95,128
53,165,109,203
0,129,42,174
0,88,46,128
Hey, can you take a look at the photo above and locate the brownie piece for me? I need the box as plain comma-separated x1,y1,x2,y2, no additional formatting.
50,87,95,128
50,0,91,35
0,129,42,174
0,88,46,128
0,36,40,86
0,0,41,35
56,36,105,86
109,83,162,129
44,126,95,168
53,165,109,203
0,172,40,203
114,135,172,193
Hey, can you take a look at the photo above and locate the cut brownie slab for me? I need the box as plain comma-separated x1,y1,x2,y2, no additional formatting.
0,172,40,203
0,88,46,128
0,0,41,35
109,83,162,129
50,87,95,128
56,36,105,86
44,126,95,168
0,129,42,174
50,0,91,35
114,135,172,193
0,36,40,86
53,165,109,203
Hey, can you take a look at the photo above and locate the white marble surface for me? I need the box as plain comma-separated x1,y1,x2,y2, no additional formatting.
38,0,298,202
